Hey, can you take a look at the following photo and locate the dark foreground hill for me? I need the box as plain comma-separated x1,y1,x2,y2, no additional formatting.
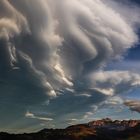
1,118,140,140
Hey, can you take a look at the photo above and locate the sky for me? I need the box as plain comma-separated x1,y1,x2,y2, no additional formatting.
0,0,140,133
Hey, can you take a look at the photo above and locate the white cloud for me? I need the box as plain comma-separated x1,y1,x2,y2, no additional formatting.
25,111,53,121
65,118,78,125
83,112,94,119
88,71,140,95
93,88,114,96
75,93,92,97
0,0,29,68
6,0,139,98
54,63,73,87
105,96,123,105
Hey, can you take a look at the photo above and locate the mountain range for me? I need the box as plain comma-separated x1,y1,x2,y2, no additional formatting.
0,118,140,140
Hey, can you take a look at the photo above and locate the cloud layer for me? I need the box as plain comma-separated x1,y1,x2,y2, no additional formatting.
0,0,140,132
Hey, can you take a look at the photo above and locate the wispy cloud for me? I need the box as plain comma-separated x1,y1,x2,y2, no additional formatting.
25,111,53,121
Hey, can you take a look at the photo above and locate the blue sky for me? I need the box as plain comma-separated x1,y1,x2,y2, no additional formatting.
0,0,140,133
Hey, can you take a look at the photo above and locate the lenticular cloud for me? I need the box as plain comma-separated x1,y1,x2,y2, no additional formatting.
0,0,140,110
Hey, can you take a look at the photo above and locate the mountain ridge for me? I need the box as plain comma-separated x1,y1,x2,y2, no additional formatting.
0,118,140,140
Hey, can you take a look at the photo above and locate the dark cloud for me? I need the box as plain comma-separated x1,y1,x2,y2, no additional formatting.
124,100,140,113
